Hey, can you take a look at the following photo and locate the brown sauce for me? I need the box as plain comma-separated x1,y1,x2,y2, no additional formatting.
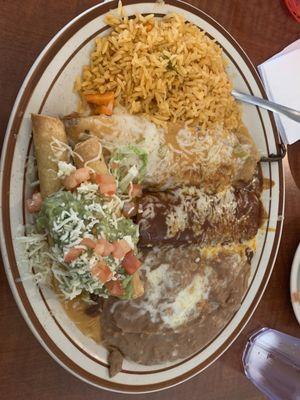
259,205,268,228
263,178,275,190
292,291,300,304
166,123,193,161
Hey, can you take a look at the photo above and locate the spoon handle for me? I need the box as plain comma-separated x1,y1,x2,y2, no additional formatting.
231,90,300,123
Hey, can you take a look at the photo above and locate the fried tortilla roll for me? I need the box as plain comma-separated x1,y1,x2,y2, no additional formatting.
138,174,263,248
73,137,108,174
64,114,117,146
101,242,252,372
31,114,69,198
64,112,259,192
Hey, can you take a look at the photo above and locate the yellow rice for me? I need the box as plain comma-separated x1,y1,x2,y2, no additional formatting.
77,8,241,130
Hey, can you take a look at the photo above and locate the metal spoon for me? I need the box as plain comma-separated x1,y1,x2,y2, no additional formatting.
232,89,300,123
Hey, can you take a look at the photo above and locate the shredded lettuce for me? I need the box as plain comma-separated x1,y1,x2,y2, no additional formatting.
119,165,139,193
109,145,148,193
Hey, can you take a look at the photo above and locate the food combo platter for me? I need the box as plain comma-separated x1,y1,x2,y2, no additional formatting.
0,0,284,393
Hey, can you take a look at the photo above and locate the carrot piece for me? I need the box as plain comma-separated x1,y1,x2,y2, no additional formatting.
106,280,124,297
85,92,115,106
145,23,153,32
121,251,142,275
98,100,114,116
64,247,84,263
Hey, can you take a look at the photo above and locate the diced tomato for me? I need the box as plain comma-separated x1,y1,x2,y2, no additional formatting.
94,173,115,185
106,280,124,297
112,239,131,259
99,264,112,283
63,168,90,191
33,192,42,206
95,173,116,196
122,201,138,218
90,263,101,278
90,261,112,283
129,183,142,198
121,251,142,275
74,167,90,183
80,238,96,249
119,239,132,254
94,240,106,257
64,247,84,262
99,182,116,196
132,272,144,298
103,241,114,257
95,239,114,257
26,192,42,213
63,173,78,190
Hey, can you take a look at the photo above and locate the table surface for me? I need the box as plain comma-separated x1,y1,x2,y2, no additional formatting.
1,1,300,399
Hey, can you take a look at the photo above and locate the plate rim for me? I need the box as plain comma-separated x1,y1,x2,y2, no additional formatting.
290,243,300,326
0,0,285,393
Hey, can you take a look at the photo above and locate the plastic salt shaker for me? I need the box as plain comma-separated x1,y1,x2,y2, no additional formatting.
243,328,300,399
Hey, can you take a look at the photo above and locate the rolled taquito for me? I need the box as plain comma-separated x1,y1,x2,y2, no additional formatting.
31,114,69,198
73,136,108,175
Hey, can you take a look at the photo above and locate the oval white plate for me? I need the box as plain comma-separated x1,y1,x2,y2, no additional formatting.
0,0,284,393
290,243,300,325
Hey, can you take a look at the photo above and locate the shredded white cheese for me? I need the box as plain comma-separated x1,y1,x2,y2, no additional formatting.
140,185,238,239
57,161,76,178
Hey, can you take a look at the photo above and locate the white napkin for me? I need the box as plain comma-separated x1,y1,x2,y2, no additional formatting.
258,39,300,145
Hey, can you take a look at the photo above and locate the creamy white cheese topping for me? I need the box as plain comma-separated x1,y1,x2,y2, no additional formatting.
161,272,210,328
133,253,211,329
